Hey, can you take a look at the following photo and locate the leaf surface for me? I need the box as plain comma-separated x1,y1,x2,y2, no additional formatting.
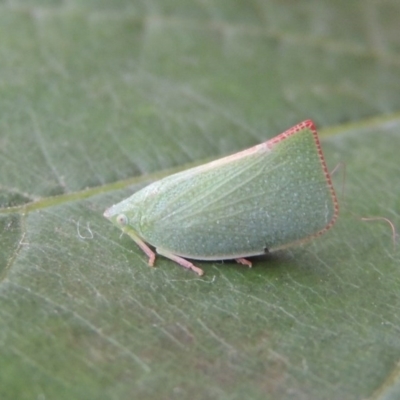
1,2,400,399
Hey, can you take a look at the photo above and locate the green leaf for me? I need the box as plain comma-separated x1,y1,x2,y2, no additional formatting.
1,2,400,399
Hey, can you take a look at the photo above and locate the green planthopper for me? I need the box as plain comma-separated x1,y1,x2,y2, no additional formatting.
104,120,338,276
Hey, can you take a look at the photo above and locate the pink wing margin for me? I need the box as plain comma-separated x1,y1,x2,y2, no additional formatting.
268,120,339,242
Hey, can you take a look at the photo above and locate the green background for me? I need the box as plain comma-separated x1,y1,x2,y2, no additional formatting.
1,1,400,399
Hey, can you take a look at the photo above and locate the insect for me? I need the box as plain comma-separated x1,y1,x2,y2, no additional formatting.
104,120,338,276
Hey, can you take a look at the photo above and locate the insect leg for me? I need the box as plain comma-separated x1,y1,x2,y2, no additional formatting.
156,249,204,276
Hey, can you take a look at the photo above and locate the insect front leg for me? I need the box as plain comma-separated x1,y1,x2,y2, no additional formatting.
125,230,156,266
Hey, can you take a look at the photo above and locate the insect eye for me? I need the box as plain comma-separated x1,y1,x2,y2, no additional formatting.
116,214,128,226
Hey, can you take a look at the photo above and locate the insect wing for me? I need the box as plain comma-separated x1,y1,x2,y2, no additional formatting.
136,122,337,260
